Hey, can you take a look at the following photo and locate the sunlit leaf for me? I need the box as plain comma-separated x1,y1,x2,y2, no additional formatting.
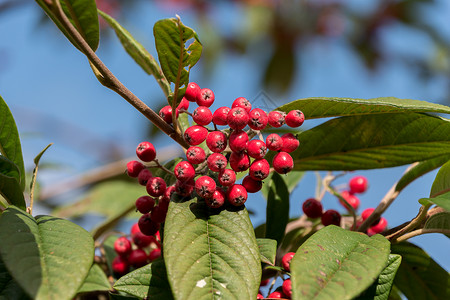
256,238,277,265
424,212,450,238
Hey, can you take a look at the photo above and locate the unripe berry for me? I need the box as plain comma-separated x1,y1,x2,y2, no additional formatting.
146,177,167,197
138,213,160,236
195,176,216,199
186,146,206,164
128,249,148,268
231,97,252,113
114,236,132,257
242,175,263,193
370,217,387,234
321,209,341,226
175,179,195,197
229,151,250,172
150,204,168,224
130,223,155,248
268,111,286,128
112,256,129,275
349,176,368,194
302,198,323,218
229,130,249,153
340,190,360,210
227,184,248,206
159,105,174,123
206,188,226,208
248,108,268,131
266,133,283,151
177,97,190,111
174,161,196,182
197,88,215,107
137,169,152,186
207,153,227,172
285,109,305,127
206,131,227,153
127,160,145,178
184,125,208,145
273,151,294,174
148,248,161,262
249,159,270,181
218,169,236,186
192,106,213,125
185,82,201,102
281,133,300,153
135,195,155,214
247,140,267,159
136,141,156,162
282,279,292,298
281,252,295,272
212,107,230,126
227,107,250,130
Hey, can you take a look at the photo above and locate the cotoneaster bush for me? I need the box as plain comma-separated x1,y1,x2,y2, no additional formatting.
0,1,449,300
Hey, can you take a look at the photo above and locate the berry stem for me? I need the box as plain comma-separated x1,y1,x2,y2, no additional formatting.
394,228,450,243
154,159,176,176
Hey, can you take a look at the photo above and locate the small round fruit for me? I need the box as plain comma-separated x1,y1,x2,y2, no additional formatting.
192,106,213,125
205,188,226,208
186,146,206,165
163,185,176,201
268,111,286,128
114,236,132,257
273,151,294,174
282,278,292,298
218,169,236,186
135,195,155,214
281,133,300,153
281,252,295,272
127,160,145,178
184,125,208,146
231,97,252,112
137,169,153,186
177,97,190,111
361,208,381,226
267,290,286,299
212,107,230,126
130,223,155,248
138,213,160,236
249,159,270,181
370,217,387,234
184,82,201,102
321,209,341,226
349,176,368,194
175,179,195,197
242,175,263,193
128,249,148,268
229,151,250,172
248,108,268,131
112,256,129,275
339,190,360,210
146,177,167,197
229,130,249,153
207,153,228,172
197,88,215,107
266,133,283,151
150,204,168,223
148,248,161,262
195,176,216,199
159,105,173,123
247,140,267,159
227,184,248,206
206,131,227,153
136,141,156,162
227,107,250,130
285,109,305,127
302,198,323,218
174,161,196,182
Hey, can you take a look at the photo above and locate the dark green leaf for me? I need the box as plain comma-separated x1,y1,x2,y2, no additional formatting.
276,97,450,119
290,113,450,171
30,143,52,202
77,264,111,293
355,254,402,300
0,156,26,210
163,197,261,299
0,95,25,190
0,253,30,300
424,212,450,238
419,192,450,212
391,242,450,300
0,206,94,300
290,226,390,300
103,235,118,275
109,292,139,300
265,172,290,246
261,170,304,200
113,259,173,299
430,160,450,197
256,238,277,265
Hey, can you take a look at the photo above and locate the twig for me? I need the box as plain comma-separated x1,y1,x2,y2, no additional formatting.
394,228,450,243
154,159,175,176
386,203,431,241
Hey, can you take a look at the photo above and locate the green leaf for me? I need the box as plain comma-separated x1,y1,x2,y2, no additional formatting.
430,160,450,197
265,172,289,246
424,211,450,238
0,156,26,210
395,155,450,192
0,253,30,300
290,113,450,171
261,170,304,200
163,197,261,300
102,235,118,275
355,254,402,300
391,242,450,300
30,143,52,204
113,259,173,299
276,97,450,119
419,192,450,211
256,238,277,265
0,206,94,300
98,10,171,97
77,264,111,294
290,226,390,300
0,95,25,191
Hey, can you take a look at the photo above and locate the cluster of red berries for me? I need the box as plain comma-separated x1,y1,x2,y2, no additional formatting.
111,223,161,276
257,252,295,299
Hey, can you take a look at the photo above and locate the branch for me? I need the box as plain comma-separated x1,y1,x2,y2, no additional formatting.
395,228,450,243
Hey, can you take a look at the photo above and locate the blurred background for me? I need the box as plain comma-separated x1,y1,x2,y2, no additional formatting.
0,0,449,279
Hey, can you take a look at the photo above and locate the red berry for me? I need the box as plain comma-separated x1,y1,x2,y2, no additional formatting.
146,177,167,197
268,111,286,128
218,169,236,186
185,82,201,102
249,159,270,181
175,179,195,197
339,190,360,210
174,161,196,182
227,184,248,206
256,293,264,299
247,140,267,159
248,108,268,131
150,204,168,223
195,176,216,199
197,88,215,107
137,169,152,186
229,151,250,172
148,248,161,262
229,130,249,153
267,290,286,299
159,105,176,124
114,236,132,257
136,141,156,162
128,249,148,268
370,217,387,234
184,125,208,145
138,213,160,235
186,146,206,164
273,151,294,174
192,106,213,125
282,279,292,298
177,97,190,111
127,160,145,178
231,97,252,113
112,256,129,275
361,208,375,220
135,196,155,214
130,223,155,248
242,175,263,193
205,188,226,208
302,198,323,218
281,252,295,272
207,153,228,172
266,133,284,151
321,209,341,226
281,133,300,153
163,185,176,201
206,131,227,153
212,107,231,126
349,176,368,194
260,279,270,286
285,109,305,127
227,107,250,130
